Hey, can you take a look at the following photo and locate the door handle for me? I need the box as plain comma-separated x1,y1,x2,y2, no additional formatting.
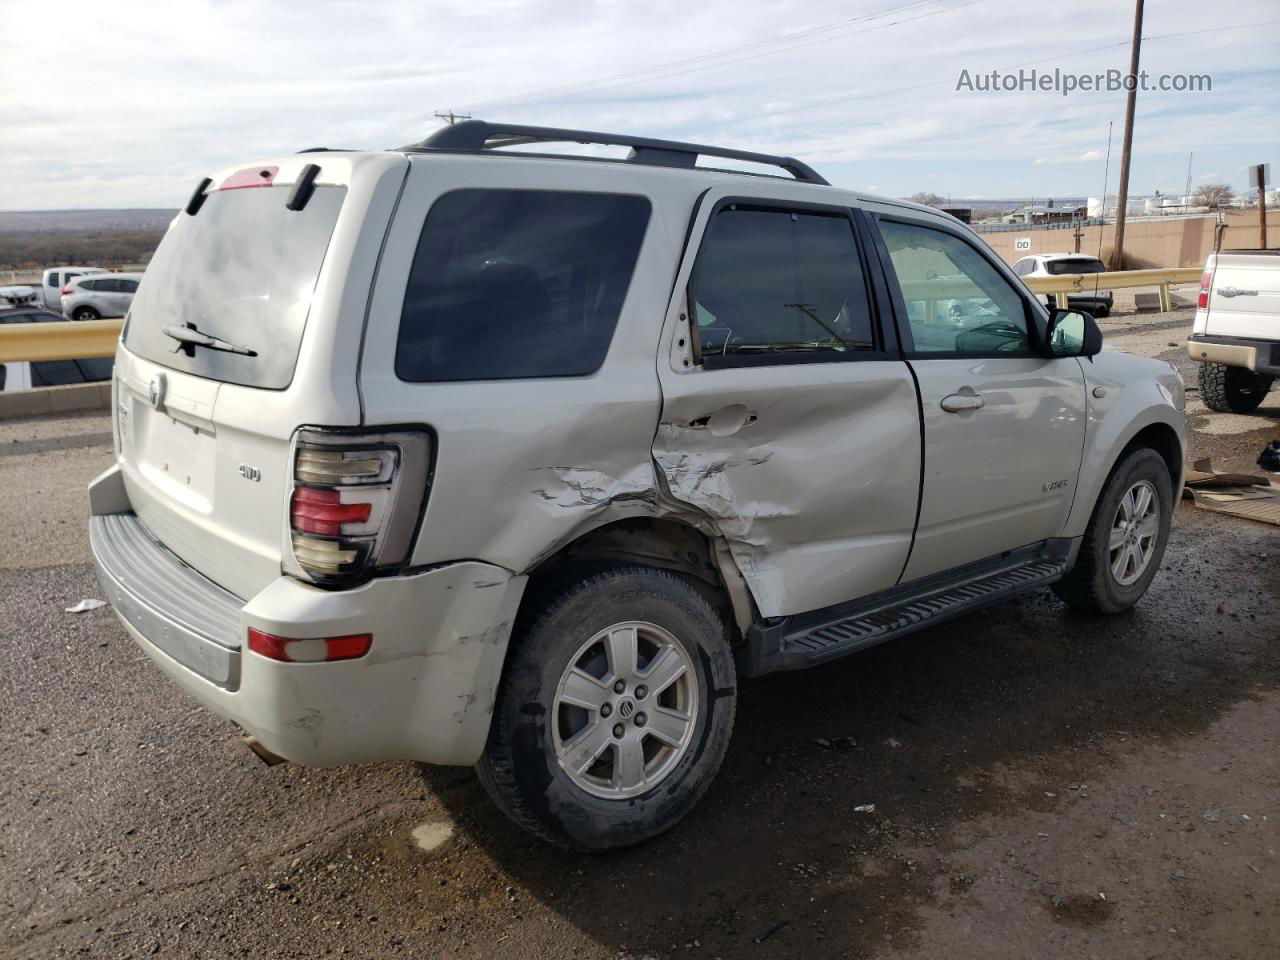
940,393,985,413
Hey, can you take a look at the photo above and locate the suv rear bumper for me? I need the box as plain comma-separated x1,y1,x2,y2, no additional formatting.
1186,334,1280,375
89,465,526,767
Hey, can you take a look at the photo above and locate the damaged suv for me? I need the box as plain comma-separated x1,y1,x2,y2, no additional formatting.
90,121,1186,850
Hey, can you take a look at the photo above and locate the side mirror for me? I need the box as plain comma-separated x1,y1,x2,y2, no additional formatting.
1045,309,1102,358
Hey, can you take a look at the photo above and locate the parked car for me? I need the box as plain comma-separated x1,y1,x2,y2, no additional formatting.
1012,252,1113,317
61,272,143,321
0,306,113,390
38,265,108,309
0,284,41,307
88,121,1187,851
1186,249,1278,413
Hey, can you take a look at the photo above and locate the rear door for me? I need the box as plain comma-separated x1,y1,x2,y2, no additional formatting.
866,209,1087,582
1205,252,1280,340
113,154,407,599
654,189,922,619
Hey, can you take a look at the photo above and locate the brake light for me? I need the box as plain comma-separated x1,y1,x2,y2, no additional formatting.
1198,269,1213,309
61,285,72,295
286,429,431,586
247,628,372,663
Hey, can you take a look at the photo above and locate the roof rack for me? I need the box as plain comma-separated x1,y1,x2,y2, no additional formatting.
400,120,828,185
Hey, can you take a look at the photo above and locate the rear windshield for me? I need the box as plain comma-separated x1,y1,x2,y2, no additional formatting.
395,189,651,382
1046,258,1105,275
123,185,345,389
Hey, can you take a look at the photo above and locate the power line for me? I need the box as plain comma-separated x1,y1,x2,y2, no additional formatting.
365,0,986,146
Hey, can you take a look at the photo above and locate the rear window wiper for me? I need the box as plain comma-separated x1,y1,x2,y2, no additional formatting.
163,323,258,357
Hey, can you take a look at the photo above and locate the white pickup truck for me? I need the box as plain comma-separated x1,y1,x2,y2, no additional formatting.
1187,249,1279,413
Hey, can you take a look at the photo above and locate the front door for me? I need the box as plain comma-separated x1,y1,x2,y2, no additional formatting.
654,190,922,619
868,211,1087,582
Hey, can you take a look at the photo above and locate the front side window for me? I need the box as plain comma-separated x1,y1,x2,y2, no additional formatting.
689,206,875,364
879,219,1032,355
396,189,651,382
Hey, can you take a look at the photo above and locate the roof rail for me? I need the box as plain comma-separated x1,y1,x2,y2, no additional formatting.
400,120,828,185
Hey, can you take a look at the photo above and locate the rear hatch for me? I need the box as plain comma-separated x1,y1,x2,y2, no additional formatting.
1046,256,1110,297
1202,250,1280,340
114,153,407,599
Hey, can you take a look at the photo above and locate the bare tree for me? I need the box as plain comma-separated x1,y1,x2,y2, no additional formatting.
908,192,944,207
1193,183,1234,209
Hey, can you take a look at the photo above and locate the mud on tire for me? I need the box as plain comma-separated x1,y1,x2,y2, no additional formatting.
476,566,737,851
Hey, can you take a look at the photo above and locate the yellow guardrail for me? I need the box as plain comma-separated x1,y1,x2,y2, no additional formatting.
0,266,1206,365
0,319,123,362
1022,266,1202,312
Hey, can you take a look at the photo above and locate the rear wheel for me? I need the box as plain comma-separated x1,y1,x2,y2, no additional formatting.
477,567,736,851
1198,361,1273,414
72,306,100,322
1054,447,1173,614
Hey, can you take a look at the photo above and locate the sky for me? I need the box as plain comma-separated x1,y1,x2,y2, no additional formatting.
0,0,1277,210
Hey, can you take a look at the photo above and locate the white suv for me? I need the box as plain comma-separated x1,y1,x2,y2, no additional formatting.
1012,252,1114,317
89,121,1186,850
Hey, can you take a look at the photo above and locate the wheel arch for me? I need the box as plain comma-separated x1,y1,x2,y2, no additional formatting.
518,516,753,640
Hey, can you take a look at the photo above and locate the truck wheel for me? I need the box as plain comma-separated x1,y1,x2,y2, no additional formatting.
476,567,736,851
1053,447,1173,615
1198,362,1274,414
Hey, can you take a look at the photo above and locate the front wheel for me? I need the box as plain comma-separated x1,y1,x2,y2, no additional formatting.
1053,447,1173,614
477,567,736,851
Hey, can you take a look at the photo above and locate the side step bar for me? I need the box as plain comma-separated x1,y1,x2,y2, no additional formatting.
740,541,1075,676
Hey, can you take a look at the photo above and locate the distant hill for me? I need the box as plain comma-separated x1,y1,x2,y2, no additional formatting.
0,209,178,234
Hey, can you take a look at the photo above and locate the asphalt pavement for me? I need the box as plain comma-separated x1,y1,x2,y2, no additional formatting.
2,309,1277,959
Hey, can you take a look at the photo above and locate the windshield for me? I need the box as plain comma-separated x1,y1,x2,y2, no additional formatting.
1046,258,1105,276
124,185,346,389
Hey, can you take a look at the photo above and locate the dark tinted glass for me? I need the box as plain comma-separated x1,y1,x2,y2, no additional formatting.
121,279,139,293
124,185,345,389
1046,258,1105,276
29,357,113,386
83,278,106,291
690,208,875,361
396,190,651,382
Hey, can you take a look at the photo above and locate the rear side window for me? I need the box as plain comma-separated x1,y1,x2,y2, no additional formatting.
689,206,876,365
396,189,651,382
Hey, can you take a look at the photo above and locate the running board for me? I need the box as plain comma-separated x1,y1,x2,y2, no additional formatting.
740,542,1074,676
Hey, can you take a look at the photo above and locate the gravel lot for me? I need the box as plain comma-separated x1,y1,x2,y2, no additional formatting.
2,309,1277,959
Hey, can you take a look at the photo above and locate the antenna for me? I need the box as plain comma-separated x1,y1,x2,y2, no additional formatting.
1183,151,1194,210
1095,120,1114,299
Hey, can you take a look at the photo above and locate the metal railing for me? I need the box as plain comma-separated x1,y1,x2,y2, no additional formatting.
0,319,123,362
1021,266,1201,312
0,266,1206,366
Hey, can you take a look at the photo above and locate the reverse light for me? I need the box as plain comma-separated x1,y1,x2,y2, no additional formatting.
247,628,371,663
285,428,432,587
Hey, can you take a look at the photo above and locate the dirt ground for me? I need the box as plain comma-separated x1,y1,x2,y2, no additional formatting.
1,307,1277,959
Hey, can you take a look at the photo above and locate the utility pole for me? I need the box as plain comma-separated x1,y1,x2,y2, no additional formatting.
434,110,472,125
1182,151,1193,210
1112,0,1144,268
1254,164,1271,249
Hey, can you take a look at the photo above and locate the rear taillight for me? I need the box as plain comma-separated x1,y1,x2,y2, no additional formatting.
1198,270,1213,309
248,628,372,662
285,428,431,586
61,285,72,296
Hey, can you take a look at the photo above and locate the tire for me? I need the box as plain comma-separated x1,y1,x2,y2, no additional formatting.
476,567,736,851
1198,361,1274,414
1053,447,1173,614
72,306,100,322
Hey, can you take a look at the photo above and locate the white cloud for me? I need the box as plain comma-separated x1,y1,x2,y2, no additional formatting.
0,0,1276,208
